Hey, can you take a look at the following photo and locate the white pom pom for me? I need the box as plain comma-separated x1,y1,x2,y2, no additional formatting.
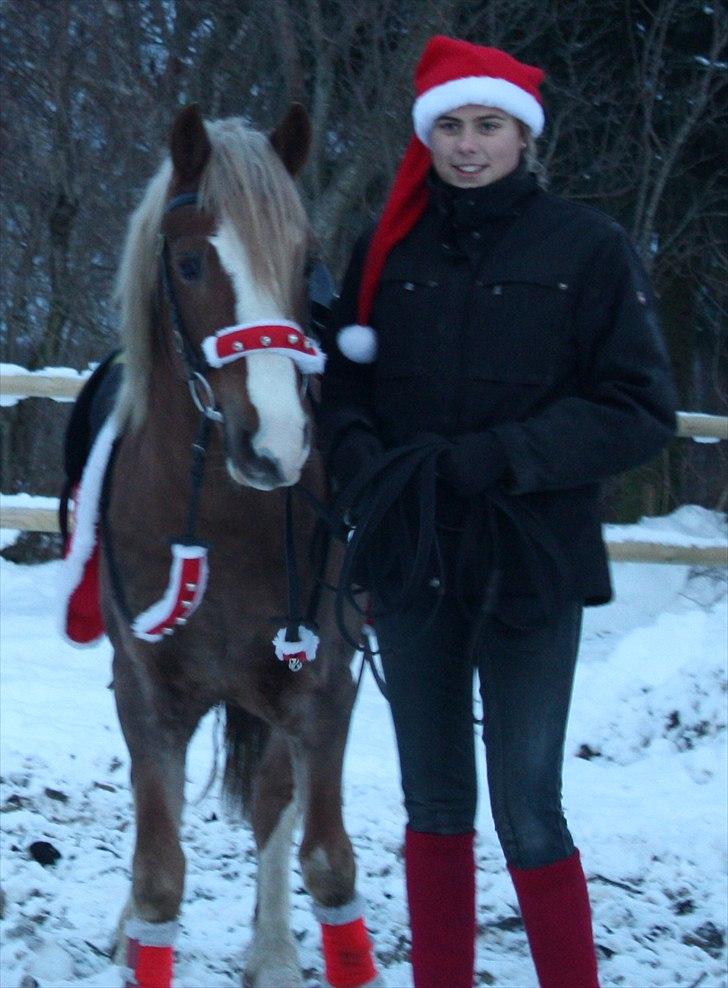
336,324,378,364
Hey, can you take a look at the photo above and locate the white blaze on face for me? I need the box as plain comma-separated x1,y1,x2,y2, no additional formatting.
209,221,308,485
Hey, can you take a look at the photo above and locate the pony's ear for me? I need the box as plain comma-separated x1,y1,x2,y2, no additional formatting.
170,104,211,183
269,103,311,176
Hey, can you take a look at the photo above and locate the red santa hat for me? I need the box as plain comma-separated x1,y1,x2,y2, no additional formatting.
336,36,545,365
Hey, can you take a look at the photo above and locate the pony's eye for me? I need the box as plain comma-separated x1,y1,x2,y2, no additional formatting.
177,253,202,281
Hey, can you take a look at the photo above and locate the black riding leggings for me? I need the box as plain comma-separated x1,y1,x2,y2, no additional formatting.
375,595,583,869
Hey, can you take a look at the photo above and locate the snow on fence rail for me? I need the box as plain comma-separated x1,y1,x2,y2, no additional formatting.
1,365,726,566
0,364,91,404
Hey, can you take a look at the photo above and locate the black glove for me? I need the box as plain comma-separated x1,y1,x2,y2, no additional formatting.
329,426,383,490
438,431,509,498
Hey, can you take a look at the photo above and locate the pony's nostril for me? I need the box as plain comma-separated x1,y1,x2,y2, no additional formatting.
256,446,277,465
255,448,284,479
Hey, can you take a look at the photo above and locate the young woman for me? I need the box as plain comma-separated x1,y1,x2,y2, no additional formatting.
319,35,677,988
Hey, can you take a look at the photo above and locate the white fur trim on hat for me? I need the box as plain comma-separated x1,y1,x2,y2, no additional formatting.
413,76,544,144
336,324,378,364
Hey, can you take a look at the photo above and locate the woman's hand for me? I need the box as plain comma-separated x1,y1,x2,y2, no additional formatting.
438,431,509,497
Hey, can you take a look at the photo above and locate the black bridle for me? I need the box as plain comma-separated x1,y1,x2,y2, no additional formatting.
160,192,223,421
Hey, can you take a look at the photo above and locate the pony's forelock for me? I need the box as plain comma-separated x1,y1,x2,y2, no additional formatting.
199,120,310,305
114,118,311,430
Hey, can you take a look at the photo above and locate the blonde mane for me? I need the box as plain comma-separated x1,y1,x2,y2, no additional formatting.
114,118,311,429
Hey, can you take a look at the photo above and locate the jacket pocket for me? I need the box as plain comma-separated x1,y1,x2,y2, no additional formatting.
467,277,575,384
371,275,443,375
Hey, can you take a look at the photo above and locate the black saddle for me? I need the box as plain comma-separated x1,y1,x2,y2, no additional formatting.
59,350,123,543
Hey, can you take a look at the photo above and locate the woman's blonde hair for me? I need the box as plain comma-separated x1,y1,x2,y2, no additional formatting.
520,123,547,186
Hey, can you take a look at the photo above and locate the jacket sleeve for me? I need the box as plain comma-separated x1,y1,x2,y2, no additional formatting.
316,229,379,459
490,225,678,494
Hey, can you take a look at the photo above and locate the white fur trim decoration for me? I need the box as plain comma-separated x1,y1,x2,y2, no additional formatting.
413,76,544,143
313,892,366,926
272,624,320,668
57,414,119,646
336,324,378,364
132,543,209,642
125,917,179,946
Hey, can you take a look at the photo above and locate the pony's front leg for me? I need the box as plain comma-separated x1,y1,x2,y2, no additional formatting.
296,701,383,988
245,731,303,988
116,750,186,988
113,660,204,988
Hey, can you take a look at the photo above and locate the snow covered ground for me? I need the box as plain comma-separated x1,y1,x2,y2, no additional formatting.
1,507,726,988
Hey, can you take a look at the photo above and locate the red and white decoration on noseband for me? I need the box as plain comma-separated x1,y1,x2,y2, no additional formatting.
132,544,209,642
202,320,326,374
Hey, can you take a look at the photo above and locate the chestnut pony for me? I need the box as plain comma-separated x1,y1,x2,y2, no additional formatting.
103,105,380,988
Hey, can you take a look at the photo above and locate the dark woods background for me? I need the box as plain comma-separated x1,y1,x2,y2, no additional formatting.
1,0,726,544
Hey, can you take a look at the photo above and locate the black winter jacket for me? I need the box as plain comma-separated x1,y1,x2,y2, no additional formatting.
319,166,677,608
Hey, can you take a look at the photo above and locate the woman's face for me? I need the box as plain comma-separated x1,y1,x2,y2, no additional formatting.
429,105,525,188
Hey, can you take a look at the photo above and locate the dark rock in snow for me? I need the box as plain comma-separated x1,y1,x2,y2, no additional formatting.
1,793,27,811
43,787,68,803
28,841,61,866
674,897,696,915
682,921,725,958
575,743,602,760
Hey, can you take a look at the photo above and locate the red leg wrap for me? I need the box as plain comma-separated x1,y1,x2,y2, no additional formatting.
405,827,476,988
125,938,174,988
321,916,378,988
509,848,600,988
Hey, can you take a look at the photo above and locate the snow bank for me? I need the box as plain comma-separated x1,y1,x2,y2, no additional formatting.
605,504,727,548
570,603,727,764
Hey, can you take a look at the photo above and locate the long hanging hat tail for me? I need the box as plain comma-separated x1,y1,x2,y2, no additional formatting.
358,136,431,325
336,136,431,365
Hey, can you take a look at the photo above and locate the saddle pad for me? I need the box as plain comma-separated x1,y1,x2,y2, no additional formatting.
59,415,118,646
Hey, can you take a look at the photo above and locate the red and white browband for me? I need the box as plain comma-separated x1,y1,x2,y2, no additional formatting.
202,320,326,374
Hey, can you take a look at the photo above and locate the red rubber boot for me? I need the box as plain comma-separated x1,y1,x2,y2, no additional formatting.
508,848,600,988
404,827,476,988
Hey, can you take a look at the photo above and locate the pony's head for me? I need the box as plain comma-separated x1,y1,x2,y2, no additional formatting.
115,104,318,490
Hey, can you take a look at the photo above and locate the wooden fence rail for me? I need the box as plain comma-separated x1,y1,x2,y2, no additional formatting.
1,369,726,566
2,370,726,438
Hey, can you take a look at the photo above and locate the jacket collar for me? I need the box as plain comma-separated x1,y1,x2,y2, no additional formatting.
427,162,537,230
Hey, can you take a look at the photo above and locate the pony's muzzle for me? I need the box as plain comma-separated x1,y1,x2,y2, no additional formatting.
226,436,308,490
226,450,289,490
